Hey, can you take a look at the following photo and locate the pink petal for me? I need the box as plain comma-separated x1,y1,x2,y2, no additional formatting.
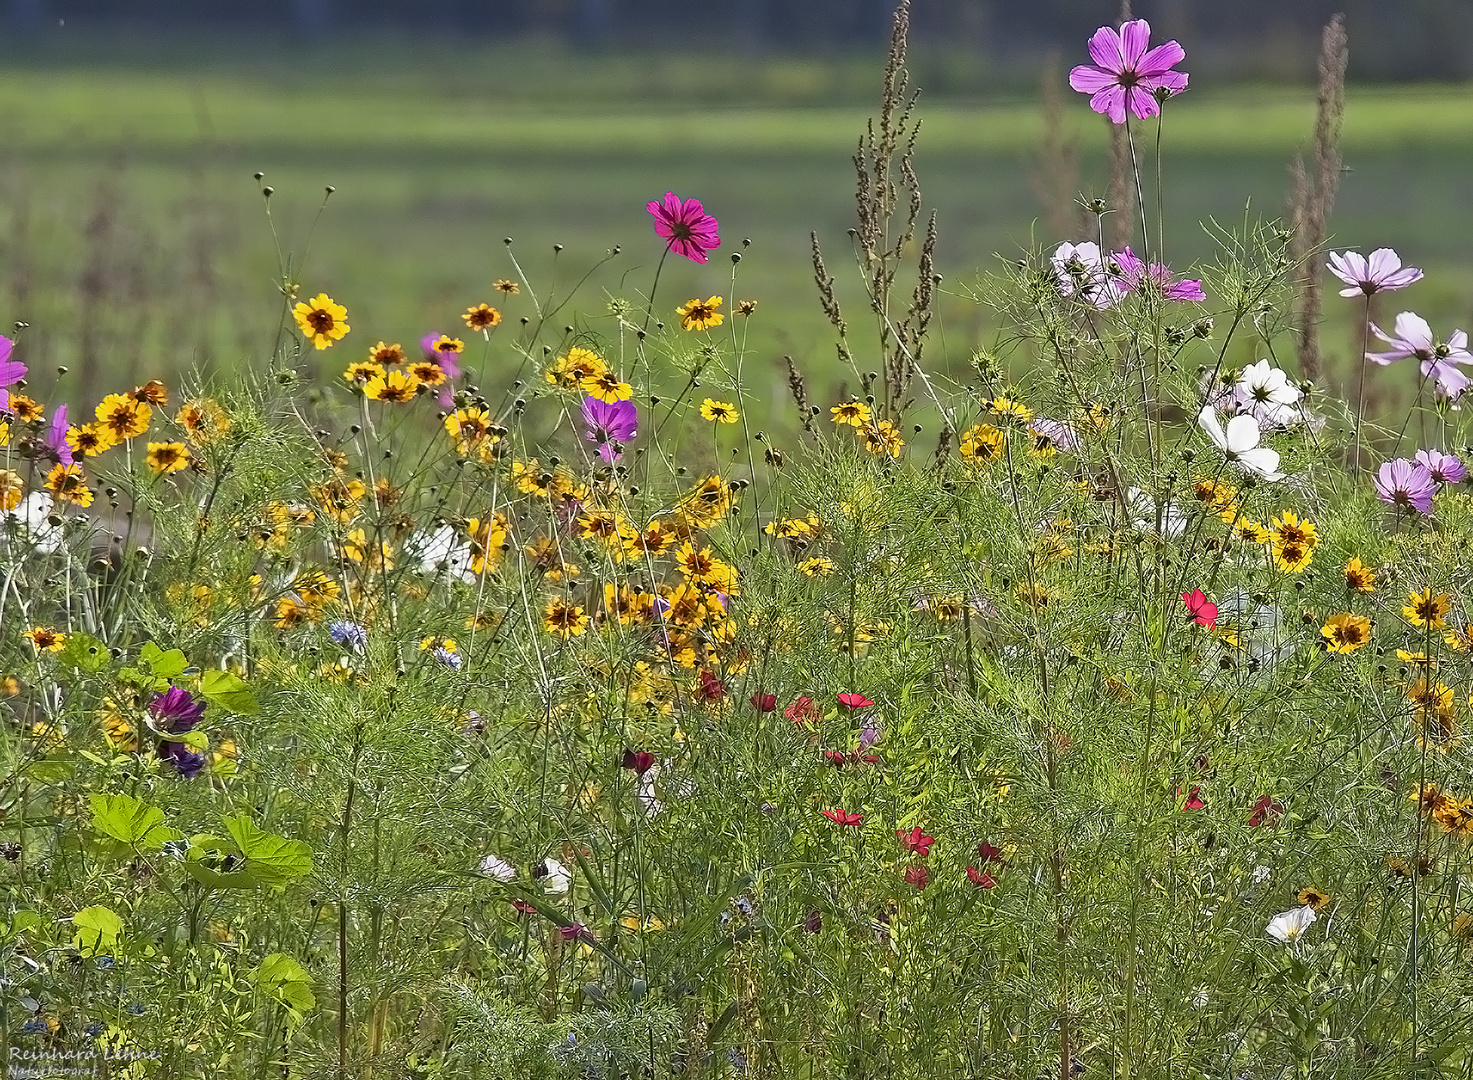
0,335,11,366
0,359,24,387
1125,85,1161,121
1086,25,1125,74
1136,40,1185,78
1140,70,1189,96
1383,267,1423,290
1367,248,1398,279
1392,312,1434,351
1068,65,1119,94
1119,19,1151,67
1165,279,1206,302
1090,85,1127,124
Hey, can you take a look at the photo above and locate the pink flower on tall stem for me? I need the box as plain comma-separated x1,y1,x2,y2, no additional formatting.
1112,247,1205,302
1415,449,1467,485
1374,458,1437,515
0,336,22,414
1365,312,1473,400
1327,249,1422,297
581,396,638,463
646,193,720,264
1068,20,1188,124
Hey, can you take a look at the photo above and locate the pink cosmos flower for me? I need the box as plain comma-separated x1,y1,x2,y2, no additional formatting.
1112,247,1206,302
1415,448,1467,485
646,192,720,264
1051,241,1123,310
581,396,638,463
1375,458,1437,514
0,336,22,414
46,404,73,466
1327,249,1423,297
1181,589,1218,629
1068,20,1188,124
1366,312,1473,400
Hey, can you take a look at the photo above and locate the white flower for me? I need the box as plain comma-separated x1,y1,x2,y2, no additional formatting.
477,854,517,882
637,769,664,817
405,525,476,583
1050,241,1124,310
538,856,572,895
1266,905,1317,944
1251,864,1272,884
1233,359,1301,427
4,491,64,554
1198,406,1283,481
1128,487,1186,538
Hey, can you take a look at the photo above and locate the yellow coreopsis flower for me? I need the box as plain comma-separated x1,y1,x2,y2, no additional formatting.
1404,587,1451,629
1321,612,1371,654
293,293,350,350
676,296,724,331
700,398,739,424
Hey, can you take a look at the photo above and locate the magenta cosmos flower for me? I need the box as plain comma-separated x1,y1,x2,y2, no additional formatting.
581,396,638,463
1374,458,1436,514
646,192,720,264
1327,249,1422,297
0,335,22,414
1366,312,1473,399
1113,247,1206,302
1069,20,1188,124
1415,448,1467,485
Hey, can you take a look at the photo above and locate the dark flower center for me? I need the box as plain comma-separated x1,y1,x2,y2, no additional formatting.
307,310,334,333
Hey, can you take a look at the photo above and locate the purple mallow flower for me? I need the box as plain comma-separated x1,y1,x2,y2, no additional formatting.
1327,249,1422,297
1415,449,1467,485
1069,19,1188,124
1112,247,1205,302
160,741,205,779
1366,312,1473,400
148,686,206,734
581,396,638,463
1374,458,1437,515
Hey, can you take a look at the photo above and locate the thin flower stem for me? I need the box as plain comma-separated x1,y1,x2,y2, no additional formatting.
641,243,675,334
1351,293,1373,472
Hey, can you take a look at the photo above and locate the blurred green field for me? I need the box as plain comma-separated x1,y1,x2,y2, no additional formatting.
0,40,1469,423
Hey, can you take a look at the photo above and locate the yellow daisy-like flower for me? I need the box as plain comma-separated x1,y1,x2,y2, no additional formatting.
8,395,42,424
1233,518,1271,545
545,347,608,389
1444,624,1473,652
986,395,1033,425
364,369,420,404
494,278,520,295
1273,540,1313,574
580,370,633,404
675,475,734,530
1321,612,1371,654
407,361,446,387
525,535,580,581
431,335,464,355
418,635,458,654
175,399,230,445
0,470,22,512
676,295,724,332
23,626,66,652
293,293,350,350
131,380,168,407
45,463,93,507
627,519,678,559
343,361,385,384
145,442,190,474
861,419,905,458
959,423,1005,464
1344,556,1376,594
830,401,873,428
94,393,151,442
1404,587,1451,629
543,598,589,638
463,303,502,330
700,398,739,424
366,341,405,366
1269,510,1319,553
1295,886,1331,911
445,406,497,455
1191,476,1240,519
67,422,115,457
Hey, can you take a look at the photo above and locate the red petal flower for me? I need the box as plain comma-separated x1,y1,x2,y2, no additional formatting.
697,669,726,702
620,748,655,775
1180,785,1207,810
821,807,863,827
1248,795,1283,828
904,865,930,890
837,691,873,709
823,749,848,768
784,695,819,725
1181,588,1218,628
976,840,1008,865
897,826,935,857
967,866,997,889
750,691,777,712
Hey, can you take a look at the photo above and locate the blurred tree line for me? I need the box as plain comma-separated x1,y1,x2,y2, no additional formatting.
8,0,1471,79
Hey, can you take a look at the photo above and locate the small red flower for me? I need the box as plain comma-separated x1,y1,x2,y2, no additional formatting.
1180,785,1207,810
620,748,655,775
510,899,537,915
897,826,935,857
853,751,880,765
904,865,930,890
697,669,727,702
837,691,873,709
823,749,849,768
785,695,819,725
1248,795,1283,828
976,840,1008,865
750,691,777,712
558,921,587,941
821,807,863,827
966,866,997,889
1181,588,1218,629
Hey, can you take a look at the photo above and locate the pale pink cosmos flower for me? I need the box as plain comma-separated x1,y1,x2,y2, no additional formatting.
1366,312,1473,400
1112,247,1206,302
1415,448,1467,485
1374,458,1436,514
646,192,720,264
1050,241,1123,310
1068,19,1188,124
1327,249,1422,297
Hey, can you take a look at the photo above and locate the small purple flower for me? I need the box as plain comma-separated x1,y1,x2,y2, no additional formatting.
329,619,367,652
1068,19,1188,124
1327,249,1422,297
1112,247,1205,302
581,396,638,463
148,686,206,734
44,404,73,465
646,192,720,264
1366,312,1473,400
1415,449,1467,485
160,740,205,779
1374,458,1437,514
859,721,881,748
432,646,462,670
419,332,463,379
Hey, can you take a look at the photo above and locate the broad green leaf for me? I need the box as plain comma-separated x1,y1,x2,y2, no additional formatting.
250,953,316,1013
59,633,109,673
138,642,188,679
89,793,179,850
171,730,209,752
71,906,123,957
223,816,312,885
200,669,258,714
0,910,41,941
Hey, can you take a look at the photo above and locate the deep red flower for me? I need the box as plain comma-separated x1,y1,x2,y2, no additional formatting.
620,748,655,775
1181,588,1218,629
837,691,873,709
853,751,880,765
821,807,863,827
897,826,935,857
646,192,721,264
750,691,777,712
510,899,537,915
904,865,930,890
823,750,849,768
976,840,1008,865
967,866,997,889
803,909,822,933
785,695,819,725
1181,786,1207,810
697,669,726,702
1249,795,1283,828
558,921,587,941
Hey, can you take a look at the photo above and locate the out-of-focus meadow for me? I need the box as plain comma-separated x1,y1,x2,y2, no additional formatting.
1,37,1471,423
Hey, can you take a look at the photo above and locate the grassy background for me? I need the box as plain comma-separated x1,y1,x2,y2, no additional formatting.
0,38,1469,424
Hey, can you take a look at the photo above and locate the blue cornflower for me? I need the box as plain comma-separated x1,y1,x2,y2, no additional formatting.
329,619,368,653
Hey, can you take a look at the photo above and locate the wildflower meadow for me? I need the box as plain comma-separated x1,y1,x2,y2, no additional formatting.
4,4,1473,1078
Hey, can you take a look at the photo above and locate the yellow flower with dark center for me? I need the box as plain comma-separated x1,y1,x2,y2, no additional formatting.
367,341,405,365
524,535,579,581
601,583,646,627
1321,612,1371,654
100,709,137,752
131,380,168,407
274,596,312,629
1404,587,1451,629
0,470,22,512
1396,649,1432,667
8,395,42,423
1445,624,1473,652
1434,796,1473,837
467,514,509,575
1233,518,1270,545
987,395,1033,425
293,570,341,610
293,293,350,349
676,475,734,530
95,393,151,441
312,477,366,524
1408,679,1455,730
677,295,724,331
1016,582,1054,612
544,347,607,389
445,406,495,455
700,398,739,424
408,361,446,387
577,509,635,558
66,422,115,457
862,419,905,458
1192,476,1240,519
1344,556,1376,594
830,401,873,428
1295,887,1331,911
1454,912,1473,941
145,442,190,474
543,598,589,638
959,423,1005,465
23,626,66,652
798,556,834,576
663,582,709,629
342,528,394,570
494,278,520,294
627,519,677,558
343,361,384,384
1273,540,1312,574
45,463,93,507
175,399,230,444
431,335,464,355
581,370,633,404
1270,509,1318,551
364,369,420,404
418,635,458,654
463,303,501,330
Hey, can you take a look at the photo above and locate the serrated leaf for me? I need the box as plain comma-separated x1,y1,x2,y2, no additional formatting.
89,793,179,850
250,953,315,1013
59,633,109,673
139,642,188,679
223,815,312,885
200,669,258,714
71,906,123,957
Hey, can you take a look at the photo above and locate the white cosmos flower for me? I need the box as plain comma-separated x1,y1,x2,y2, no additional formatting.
405,525,476,583
4,491,64,554
1198,406,1283,481
1233,359,1301,427
1128,487,1186,538
537,856,573,895
1266,904,1317,944
477,854,517,882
